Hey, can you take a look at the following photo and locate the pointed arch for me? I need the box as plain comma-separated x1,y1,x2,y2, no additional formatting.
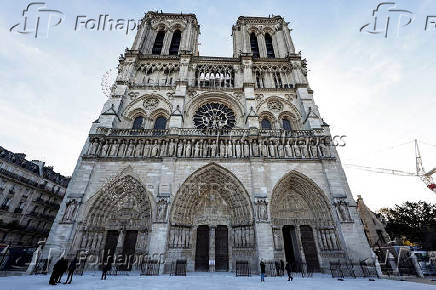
82,175,153,231
169,30,181,55
250,32,260,58
271,171,334,227
170,163,254,226
265,33,275,58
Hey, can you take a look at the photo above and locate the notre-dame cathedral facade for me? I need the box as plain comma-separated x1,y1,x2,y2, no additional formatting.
43,12,373,273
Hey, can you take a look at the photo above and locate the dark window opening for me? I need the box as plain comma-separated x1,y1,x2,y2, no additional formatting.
283,118,292,131
153,116,167,130
152,31,165,55
169,30,181,55
132,116,144,129
265,33,275,58
261,118,272,130
250,32,260,58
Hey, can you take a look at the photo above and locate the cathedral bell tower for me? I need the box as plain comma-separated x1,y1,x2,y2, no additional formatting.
132,11,200,56
232,15,295,58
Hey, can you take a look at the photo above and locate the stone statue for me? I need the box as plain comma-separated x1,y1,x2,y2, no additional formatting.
157,200,168,222
220,140,226,157
185,140,192,157
151,140,160,157
235,140,241,157
168,139,175,156
211,140,217,157
194,140,200,157
62,200,78,223
227,140,233,157
177,140,184,157
243,140,250,157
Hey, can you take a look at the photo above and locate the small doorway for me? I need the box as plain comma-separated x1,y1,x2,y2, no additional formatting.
120,230,138,271
300,225,320,271
282,225,300,271
195,225,210,271
103,230,119,267
215,225,228,271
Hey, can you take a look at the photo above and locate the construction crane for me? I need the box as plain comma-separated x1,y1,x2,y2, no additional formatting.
415,139,436,192
344,139,436,193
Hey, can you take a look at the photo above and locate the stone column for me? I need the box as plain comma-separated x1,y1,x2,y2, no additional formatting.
116,230,125,256
209,226,215,272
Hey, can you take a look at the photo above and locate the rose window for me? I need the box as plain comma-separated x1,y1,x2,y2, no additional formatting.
193,103,236,130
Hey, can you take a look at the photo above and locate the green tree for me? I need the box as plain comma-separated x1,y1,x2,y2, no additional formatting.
378,201,436,249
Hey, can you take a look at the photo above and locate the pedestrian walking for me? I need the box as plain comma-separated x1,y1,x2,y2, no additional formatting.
101,257,113,280
49,258,62,285
56,258,68,283
64,258,78,284
285,261,294,281
260,260,265,282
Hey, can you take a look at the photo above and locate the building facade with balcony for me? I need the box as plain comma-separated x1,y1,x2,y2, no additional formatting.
0,146,69,247
43,12,373,273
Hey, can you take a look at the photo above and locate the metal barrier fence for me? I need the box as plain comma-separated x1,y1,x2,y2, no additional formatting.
169,260,187,276
330,260,379,278
235,261,251,276
140,260,160,276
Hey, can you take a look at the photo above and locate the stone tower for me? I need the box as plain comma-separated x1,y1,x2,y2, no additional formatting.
42,12,373,274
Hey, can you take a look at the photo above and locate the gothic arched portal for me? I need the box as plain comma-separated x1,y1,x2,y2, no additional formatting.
168,163,256,272
72,175,153,270
270,171,341,272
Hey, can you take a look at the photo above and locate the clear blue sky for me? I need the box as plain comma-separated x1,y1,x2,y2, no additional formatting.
1,0,436,210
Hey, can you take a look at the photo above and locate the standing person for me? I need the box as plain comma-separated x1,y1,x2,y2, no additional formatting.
56,258,68,283
260,260,265,282
101,257,112,280
49,258,62,285
280,260,285,276
64,258,78,284
285,261,294,281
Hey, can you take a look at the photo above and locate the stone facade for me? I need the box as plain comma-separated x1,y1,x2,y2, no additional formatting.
42,12,373,273
0,146,69,247
356,195,391,248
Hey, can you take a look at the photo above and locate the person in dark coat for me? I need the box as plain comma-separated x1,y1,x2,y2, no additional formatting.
101,257,113,280
49,258,62,285
280,260,285,276
64,258,78,284
260,260,265,282
285,261,294,281
56,258,68,283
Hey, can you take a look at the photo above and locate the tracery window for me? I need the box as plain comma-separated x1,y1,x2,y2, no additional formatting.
261,118,272,130
282,118,292,131
153,116,167,130
265,33,275,58
132,116,144,129
250,32,260,58
193,103,236,130
169,30,181,55
152,31,165,55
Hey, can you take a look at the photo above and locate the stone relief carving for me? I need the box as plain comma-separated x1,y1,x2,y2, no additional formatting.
272,227,283,250
334,199,353,222
61,199,79,223
156,197,169,222
267,100,283,112
143,97,159,110
255,197,268,222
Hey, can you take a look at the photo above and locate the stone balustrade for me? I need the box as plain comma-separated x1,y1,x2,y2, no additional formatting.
84,128,335,160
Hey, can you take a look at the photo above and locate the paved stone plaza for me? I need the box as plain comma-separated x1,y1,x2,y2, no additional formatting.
2,273,435,290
